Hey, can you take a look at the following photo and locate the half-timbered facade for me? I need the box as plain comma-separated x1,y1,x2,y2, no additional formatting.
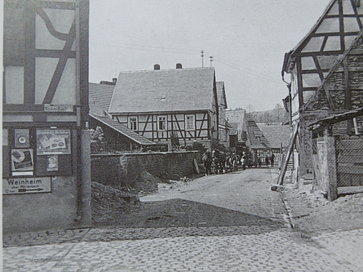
217,82,230,146
108,66,219,149
3,0,91,233
282,0,363,177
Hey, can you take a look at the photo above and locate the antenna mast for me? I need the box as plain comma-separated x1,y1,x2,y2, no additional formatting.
201,50,204,68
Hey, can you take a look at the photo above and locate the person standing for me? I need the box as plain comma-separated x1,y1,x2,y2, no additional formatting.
270,153,275,168
202,150,212,176
265,155,269,167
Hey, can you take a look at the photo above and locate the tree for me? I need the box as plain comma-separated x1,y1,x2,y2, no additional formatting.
246,104,255,113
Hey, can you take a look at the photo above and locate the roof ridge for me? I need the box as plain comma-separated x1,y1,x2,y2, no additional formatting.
116,67,215,74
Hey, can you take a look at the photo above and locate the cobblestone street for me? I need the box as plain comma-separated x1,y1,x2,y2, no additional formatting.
4,169,363,271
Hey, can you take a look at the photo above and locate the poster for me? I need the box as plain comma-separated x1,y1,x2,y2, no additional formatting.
36,129,71,155
11,149,34,172
46,155,59,171
14,129,30,148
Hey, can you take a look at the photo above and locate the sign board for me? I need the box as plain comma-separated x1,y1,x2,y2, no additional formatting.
36,129,71,155
3,177,52,195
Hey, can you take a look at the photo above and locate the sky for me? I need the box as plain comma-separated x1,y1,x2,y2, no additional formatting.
89,0,331,111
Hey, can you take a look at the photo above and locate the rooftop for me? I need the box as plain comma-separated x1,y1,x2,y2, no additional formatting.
108,67,216,114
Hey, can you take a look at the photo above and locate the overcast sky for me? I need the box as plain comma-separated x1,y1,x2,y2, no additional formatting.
89,0,331,111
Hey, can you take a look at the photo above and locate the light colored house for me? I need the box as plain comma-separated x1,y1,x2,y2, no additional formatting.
107,65,219,149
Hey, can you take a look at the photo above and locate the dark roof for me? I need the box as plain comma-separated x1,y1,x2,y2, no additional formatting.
216,81,227,109
246,120,270,149
89,83,115,115
89,114,156,146
257,123,291,149
108,67,216,114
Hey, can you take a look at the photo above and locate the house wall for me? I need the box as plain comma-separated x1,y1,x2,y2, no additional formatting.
2,0,91,234
3,129,91,234
112,111,213,148
91,151,201,188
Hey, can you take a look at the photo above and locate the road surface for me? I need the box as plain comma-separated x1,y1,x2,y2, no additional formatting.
4,168,361,271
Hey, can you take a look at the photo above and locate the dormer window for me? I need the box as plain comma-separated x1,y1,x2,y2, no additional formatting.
161,95,166,101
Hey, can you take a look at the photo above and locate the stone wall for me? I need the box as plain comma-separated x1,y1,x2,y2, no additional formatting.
91,151,201,189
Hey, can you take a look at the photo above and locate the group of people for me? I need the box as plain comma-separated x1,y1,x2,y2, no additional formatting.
202,149,276,175
202,149,247,176
254,153,275,168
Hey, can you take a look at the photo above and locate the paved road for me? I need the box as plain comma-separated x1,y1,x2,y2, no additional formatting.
3,169,362,271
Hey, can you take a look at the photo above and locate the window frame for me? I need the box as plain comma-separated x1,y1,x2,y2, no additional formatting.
129,117,138,131
185,114,195,131
157,116,167,131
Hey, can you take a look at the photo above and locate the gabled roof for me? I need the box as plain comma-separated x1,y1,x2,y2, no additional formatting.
257,123,291,149
226,109,247,141
89,83,115,115
292,0,363,56
246,120,270,149
108,67,216,114
304,31,363,111
216,81,227,109
89,114,156,146
283,0,363,74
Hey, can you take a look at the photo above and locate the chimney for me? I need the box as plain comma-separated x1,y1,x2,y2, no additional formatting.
176,63,182,69
112,78,117,84
154,64,160,70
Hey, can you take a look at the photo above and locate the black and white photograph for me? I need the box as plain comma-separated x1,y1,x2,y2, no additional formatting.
2,0,363,271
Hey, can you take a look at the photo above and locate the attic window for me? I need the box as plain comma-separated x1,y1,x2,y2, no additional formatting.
161,95,166,101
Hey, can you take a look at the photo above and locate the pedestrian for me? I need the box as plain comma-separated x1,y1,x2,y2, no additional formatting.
258,157,262,168
265,155,269,167
202,150,212,176
270,153,275,168
241,153,247,170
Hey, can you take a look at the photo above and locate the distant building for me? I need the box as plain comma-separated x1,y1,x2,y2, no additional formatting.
226,109,247,142
257,123,291,166
246,120,270,163
216,82,230,147
107,65,219,149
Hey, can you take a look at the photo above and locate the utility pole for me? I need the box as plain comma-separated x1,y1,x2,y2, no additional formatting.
210,56,213,67
201,50,204,68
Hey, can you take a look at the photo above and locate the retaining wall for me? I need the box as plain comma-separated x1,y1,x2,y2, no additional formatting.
91,151,201,189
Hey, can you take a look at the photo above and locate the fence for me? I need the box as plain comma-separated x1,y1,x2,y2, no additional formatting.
336,137,363,194
312,134,363,200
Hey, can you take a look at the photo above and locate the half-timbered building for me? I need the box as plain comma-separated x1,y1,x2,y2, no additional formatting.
217,81,230,147
281,0,363,178
3,0,91,232
108,65,219,149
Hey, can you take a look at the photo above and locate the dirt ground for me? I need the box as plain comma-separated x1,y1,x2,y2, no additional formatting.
282,184,363,235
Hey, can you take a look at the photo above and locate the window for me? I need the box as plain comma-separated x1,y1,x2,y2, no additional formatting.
158,116,167,131
129,117,138,131
185,115,195,130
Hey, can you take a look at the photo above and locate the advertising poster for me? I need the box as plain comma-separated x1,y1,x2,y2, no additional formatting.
36,129,71,155
46,155,59,171
14,129,30,148
11,149,34,172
